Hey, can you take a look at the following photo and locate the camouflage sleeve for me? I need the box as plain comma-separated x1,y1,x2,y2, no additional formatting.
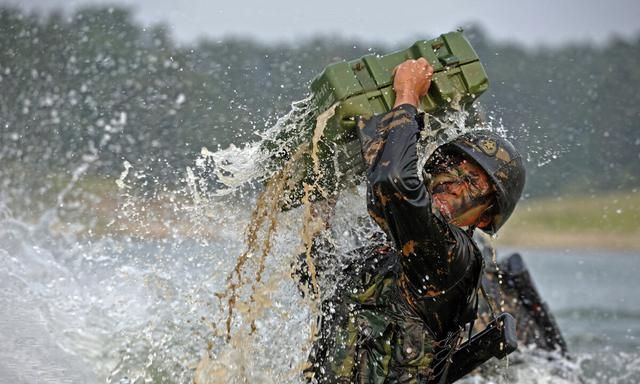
358,104,448,254
357,104,478,328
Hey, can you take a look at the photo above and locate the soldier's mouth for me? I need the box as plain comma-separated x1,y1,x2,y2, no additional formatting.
432,194,453,219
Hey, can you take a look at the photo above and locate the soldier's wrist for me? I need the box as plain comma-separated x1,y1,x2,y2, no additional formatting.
392,103,418,115
393,91,420,108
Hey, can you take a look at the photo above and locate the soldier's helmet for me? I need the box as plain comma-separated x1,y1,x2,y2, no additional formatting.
426,131,526,234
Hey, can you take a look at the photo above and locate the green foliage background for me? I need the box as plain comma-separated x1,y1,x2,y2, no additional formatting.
1,6,639,208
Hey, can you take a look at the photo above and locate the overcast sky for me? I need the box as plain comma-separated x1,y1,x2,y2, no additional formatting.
3,0,639,47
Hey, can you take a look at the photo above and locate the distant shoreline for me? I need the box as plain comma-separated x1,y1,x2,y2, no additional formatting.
494,191,640,251
495,229,640,251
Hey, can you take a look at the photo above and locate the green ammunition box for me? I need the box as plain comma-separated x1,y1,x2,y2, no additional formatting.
267,31,489,208
309,30,488,144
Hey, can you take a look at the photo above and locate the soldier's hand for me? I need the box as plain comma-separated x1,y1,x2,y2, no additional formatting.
392,58,433,108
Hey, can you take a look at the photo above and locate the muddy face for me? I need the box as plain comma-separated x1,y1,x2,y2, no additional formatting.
428,158,494,227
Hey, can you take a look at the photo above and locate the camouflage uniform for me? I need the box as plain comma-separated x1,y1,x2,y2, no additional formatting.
307,105,484,383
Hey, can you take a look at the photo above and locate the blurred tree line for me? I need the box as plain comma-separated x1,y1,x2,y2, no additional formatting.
1,6,638,200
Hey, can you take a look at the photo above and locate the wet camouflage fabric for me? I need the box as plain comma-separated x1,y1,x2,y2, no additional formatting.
306,245,437,384
306,105,484,383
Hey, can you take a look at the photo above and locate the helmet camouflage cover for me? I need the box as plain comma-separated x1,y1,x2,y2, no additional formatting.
427,131,526,234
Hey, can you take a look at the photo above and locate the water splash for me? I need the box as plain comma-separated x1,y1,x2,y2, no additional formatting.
192,96,316,197
1,94,635,384
189,101,348,383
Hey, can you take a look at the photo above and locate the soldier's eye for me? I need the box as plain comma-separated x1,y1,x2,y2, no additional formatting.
462,175,484,195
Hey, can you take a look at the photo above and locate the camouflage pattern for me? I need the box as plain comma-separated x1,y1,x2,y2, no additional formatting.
306,105,484,383
305,245,442,384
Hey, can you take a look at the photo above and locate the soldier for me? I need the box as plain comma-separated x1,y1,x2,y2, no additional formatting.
304,58,526,383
